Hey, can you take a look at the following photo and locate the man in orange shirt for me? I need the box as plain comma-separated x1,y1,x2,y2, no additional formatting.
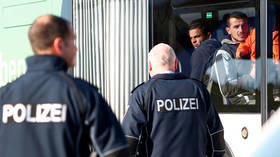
237,27,280,102
236,28,279,64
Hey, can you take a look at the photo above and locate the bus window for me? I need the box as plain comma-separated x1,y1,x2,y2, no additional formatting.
150,0,260,156
211,7,259,112
151,0,259,110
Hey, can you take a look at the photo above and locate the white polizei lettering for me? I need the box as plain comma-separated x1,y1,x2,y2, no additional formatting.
36,105,42,122
1,103,67,123
182,98,189,110
37,104,51,122
51,103,63,122
156,98,199,112
189,98,195,109
173,99,180,110
157,100,164,112
61,105,67,122
26,105,36,122
190,98,199,109
2,104,13,123
13,104,26,123
165,99,173,111
196,98,199,109
179,98,183,110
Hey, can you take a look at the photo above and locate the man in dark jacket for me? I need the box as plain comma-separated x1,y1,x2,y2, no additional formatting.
122,43,225,157
189,19,222,85
0,15,129,157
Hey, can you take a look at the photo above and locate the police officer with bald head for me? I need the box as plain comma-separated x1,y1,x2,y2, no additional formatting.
122,43,225,157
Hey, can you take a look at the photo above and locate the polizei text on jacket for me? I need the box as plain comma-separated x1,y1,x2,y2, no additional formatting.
2,103,67,123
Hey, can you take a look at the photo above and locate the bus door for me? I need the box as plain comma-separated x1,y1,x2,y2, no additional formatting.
266,0,280,121
149,0,261,156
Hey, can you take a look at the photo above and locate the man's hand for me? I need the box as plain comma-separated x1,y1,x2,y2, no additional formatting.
236,51,242,59
250,63,256,79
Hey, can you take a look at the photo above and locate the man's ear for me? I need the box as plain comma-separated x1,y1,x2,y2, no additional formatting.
207,32,212,39
174,59,178,71
225,27,231,34
149,61,152,72
52,37,63,56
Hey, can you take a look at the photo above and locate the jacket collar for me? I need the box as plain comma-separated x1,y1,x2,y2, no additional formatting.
152,73,187,80
26,55,68,72
221,35,239,45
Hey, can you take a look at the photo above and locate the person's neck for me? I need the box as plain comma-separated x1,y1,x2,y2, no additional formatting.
158,70,174,74
150,70,175,77
35,48,54,55
231,38,242,44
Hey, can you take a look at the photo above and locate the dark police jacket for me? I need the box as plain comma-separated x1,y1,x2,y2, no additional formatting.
0,55,128,157
122,73,225,157
190,38,221,85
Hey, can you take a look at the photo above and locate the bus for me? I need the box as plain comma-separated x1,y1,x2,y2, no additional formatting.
1,0,279,156
0,0,72,87
150,0,280,156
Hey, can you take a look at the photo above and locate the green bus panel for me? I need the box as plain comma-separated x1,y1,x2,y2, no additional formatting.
0,0,68,87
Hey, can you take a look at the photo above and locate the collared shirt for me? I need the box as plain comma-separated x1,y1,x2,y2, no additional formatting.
159,70,175,74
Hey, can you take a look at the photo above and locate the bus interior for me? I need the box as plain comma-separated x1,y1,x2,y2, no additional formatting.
150,0,280,112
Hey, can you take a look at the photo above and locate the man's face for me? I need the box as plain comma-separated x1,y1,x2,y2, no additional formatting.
189,28,207,48
227,18,249,43
61,27,77,68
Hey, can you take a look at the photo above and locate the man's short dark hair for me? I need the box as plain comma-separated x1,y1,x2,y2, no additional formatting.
189,19,209,36
28,15,70,53
226,12,248,27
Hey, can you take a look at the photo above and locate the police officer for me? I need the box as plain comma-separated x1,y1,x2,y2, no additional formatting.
122,43,225,157
0,15,129,157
